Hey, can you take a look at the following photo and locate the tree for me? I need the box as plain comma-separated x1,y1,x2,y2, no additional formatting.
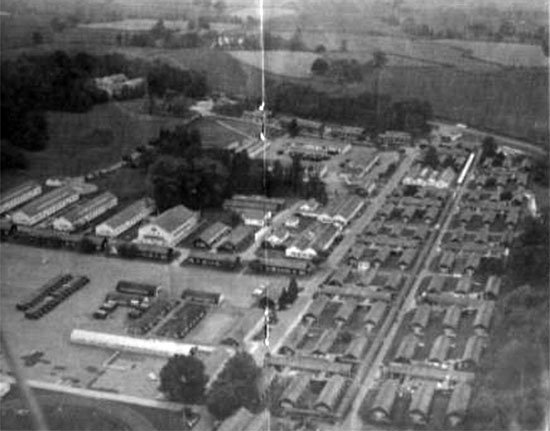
287,277,299,302
213,0,227,15
158,354,208,403
78,237,97,254
32,32,44,45
499,20,516,38
206,352,262,419
287,118,299,137
314,44,326,54
311,58,329,76
371,50,388,129
424,146,439,169
481,136,498,160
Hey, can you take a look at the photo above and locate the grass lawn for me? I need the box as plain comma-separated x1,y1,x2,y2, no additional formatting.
1,102,186,192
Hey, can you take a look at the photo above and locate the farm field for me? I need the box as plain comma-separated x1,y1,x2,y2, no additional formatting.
230,50,320,79
194,117,255,147
435,39,549,68
78,19,189,31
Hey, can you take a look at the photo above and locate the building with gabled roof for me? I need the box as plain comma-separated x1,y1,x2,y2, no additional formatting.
439,251,456,273
138,204,198,246
369,379,399,423
334,299,357,325
12,186,79,226
314,375,348,413
218,225,254,252
328,266,352,287
304,296,329,323
53,192,118,232
394,334,418,363
279,374,310,409
384,273,403,291
341,335,369,362
427,275,445,294
410,304,431,335
457,335,485,371
473,301,495,336
364,301,387,330
193,221,231,249
446,383,472,427
279,325,309,356
484,275,501,300
428,335,452,364
455,276,472,295
409,382,436,425
443,305,462,336
311,328,339,356
0,181,42,215
95,198,154,238
252,257,313,275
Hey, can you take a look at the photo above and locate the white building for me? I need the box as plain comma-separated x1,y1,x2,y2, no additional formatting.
53,192,118,232
137,204,198,246
0,181,43,215
241,209,272,227
96,198,155,238
12,187,79,226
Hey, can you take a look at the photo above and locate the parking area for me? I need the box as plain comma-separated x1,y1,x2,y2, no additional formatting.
0,242,277,397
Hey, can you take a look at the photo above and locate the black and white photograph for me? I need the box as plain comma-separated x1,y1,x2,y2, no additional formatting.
0,0,549,430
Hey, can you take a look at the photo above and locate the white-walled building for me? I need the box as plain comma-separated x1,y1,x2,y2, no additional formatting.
95,198,155,238
138,204,198,246
12,187,80,226
0,181,43,215
53,192,118,232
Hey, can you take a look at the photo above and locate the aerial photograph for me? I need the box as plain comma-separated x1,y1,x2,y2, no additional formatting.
0,0,548,430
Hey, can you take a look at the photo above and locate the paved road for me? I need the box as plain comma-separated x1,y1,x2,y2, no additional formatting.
327,148,419,269
429,119,548,158
342,148,480,431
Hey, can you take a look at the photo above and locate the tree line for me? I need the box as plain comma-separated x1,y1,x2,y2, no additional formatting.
265,81,432,134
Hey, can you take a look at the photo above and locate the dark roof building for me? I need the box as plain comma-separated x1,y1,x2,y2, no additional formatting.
341,335,369,361
446,383,472,427
218,225,254,252
304,296,330,322
443,305,462,335
193,222,231,249
457,335,485,371
484,275,501,300
369,379,399,423
314,375,348,413
311,328,339,356
428,335,452,364
409,382,436,425
279,374,310,409
410,304,431,334
394,334,418,363
334,299,357,325
473,301,495,335
364,301,388,329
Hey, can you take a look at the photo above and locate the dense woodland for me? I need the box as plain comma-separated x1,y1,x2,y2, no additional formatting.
0,51,207,170
266,81,432,134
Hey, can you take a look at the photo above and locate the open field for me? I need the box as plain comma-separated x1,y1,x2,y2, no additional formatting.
78,19,189,31
0,242,276,397
435,39,549,68
230,50,320,79
0,102,188,192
